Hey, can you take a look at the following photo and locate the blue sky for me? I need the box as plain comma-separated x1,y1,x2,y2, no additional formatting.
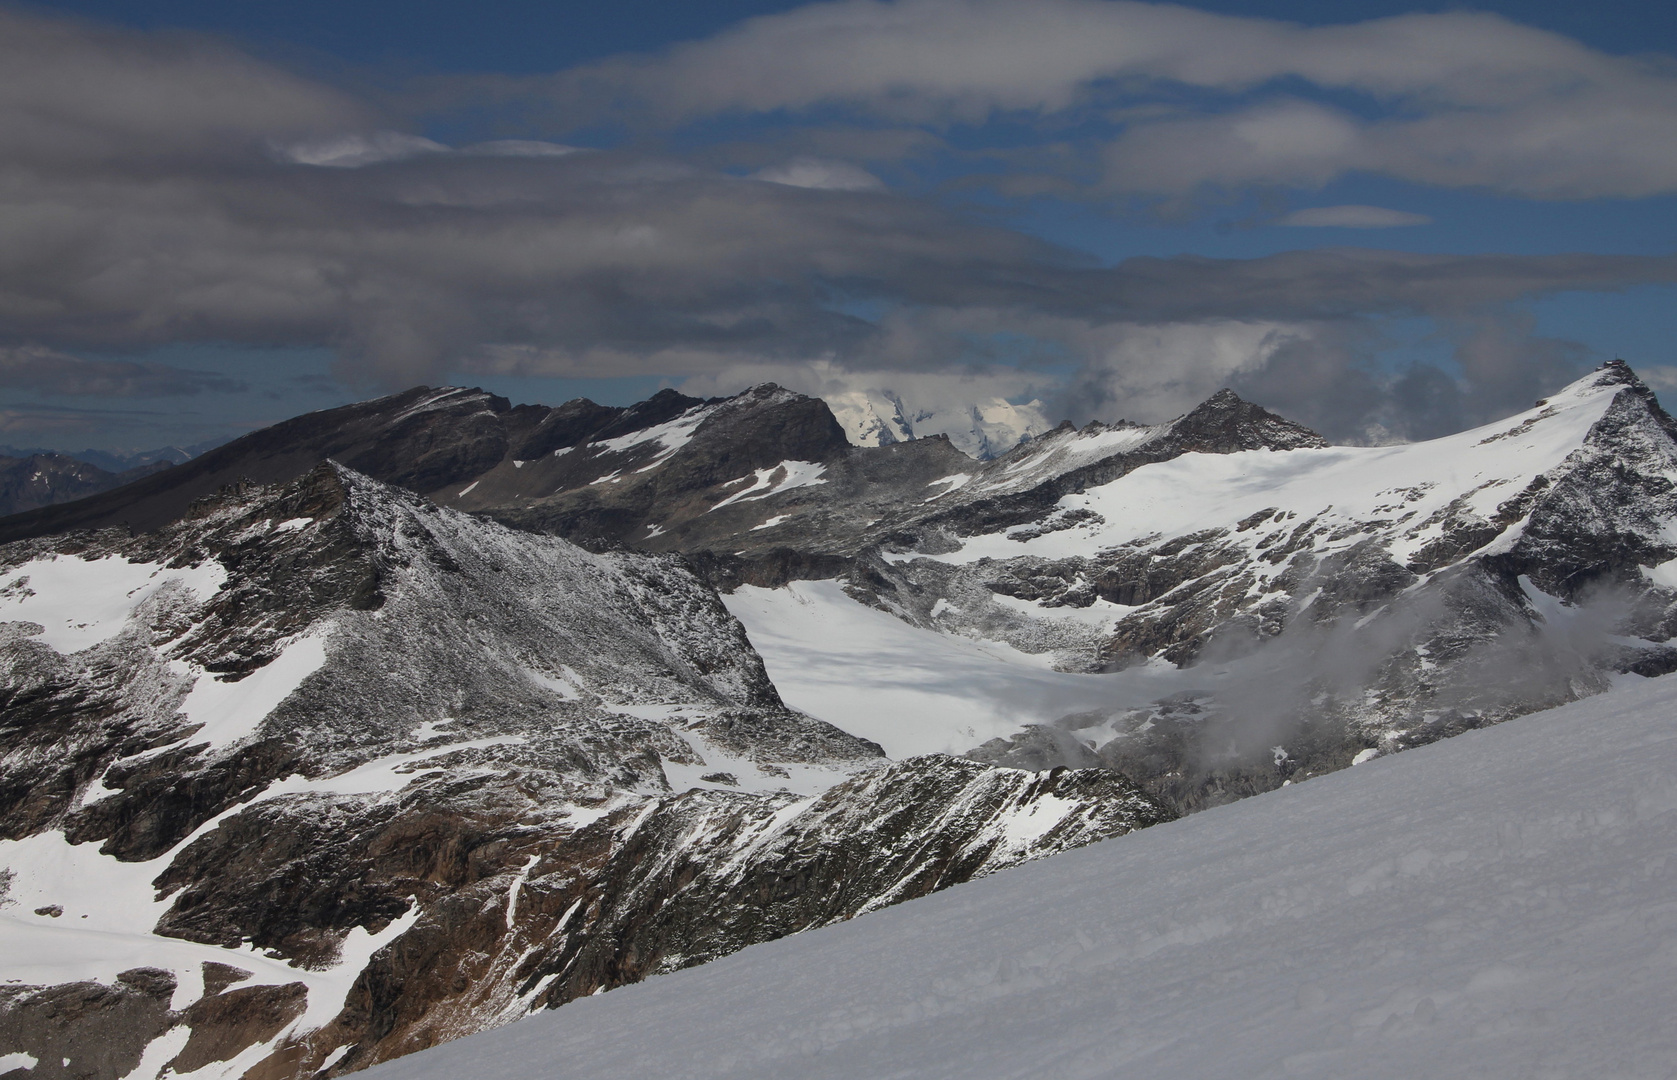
3,0,1676,450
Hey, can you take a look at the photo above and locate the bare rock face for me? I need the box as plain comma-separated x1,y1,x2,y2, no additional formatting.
0,462,1169,1078
0,969,177,1080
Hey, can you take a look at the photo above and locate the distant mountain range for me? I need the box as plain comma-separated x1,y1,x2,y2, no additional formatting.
0,439,230,518
0,439,228,474
4,362,1676,1078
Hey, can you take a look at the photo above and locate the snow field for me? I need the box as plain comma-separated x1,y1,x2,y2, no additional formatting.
173,630,331,751
360,671,1677,1080
724,580,1145,757
0,554,226,653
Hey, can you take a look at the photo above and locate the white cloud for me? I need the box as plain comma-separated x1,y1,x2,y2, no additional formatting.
751,157,885,190
559,0,1677,198
1625,364,1677,393
280,135,581,168
462,139,581,158
1277,205,1432,228
280,131,448,168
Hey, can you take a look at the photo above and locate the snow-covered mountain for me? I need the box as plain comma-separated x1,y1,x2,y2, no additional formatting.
842,362,1677,811
0,463,1163,1078
351,668,1677,1080
4,361,1677,1078
823,388,1051,459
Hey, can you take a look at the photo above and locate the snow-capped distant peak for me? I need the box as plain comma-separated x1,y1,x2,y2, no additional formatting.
823,389,1051,459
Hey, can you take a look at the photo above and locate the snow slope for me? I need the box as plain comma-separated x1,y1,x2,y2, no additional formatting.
360,672,1677,1080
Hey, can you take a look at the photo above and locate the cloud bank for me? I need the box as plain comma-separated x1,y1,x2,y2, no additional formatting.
1,4,1674,446
553,0,1677,199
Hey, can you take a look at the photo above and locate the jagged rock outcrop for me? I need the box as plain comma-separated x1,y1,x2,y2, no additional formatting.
0,463,1169,1078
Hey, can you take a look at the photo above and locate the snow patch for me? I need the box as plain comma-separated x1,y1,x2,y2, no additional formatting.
506,855,540,929
996,793,1075,849
0,555,226,653
317,1045,353,1073
923,474,973,501
591,407,710,471
710,462,829,511
175,630,332,751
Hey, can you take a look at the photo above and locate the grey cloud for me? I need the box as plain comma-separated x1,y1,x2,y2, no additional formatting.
0,7,371,167
1,6,1672,446
1275,206,1431,229
543,0,1677,198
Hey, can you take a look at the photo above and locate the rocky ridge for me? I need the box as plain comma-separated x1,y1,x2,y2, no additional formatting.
0,463,1167,1078
7,362,1677,1075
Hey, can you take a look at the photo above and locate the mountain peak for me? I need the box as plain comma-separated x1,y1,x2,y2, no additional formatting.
1594,358,1641,388
1167,388,1329,453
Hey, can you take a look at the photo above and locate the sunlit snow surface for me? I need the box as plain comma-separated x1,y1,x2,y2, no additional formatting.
724,580,1182,757
362,673,1677,1080
0,554,226,653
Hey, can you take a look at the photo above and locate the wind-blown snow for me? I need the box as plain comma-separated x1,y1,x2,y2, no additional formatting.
0,555,226,653
361,672,1677,1080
